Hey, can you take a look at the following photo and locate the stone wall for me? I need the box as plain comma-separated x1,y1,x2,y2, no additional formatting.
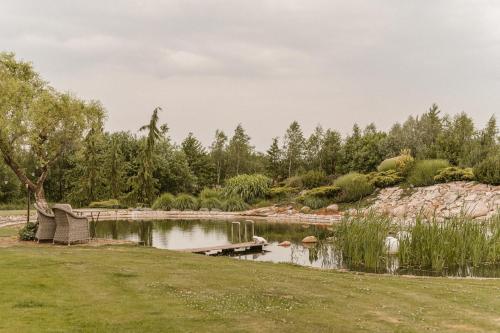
362,181,500,220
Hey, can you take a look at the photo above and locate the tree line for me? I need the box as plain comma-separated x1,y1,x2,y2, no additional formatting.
1,53,499,208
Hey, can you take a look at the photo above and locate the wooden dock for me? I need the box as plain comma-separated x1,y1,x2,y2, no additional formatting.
180,242,267,256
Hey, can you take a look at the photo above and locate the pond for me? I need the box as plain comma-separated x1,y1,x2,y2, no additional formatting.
91,219,500,278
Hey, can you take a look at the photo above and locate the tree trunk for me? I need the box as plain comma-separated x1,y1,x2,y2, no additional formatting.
34,185,49,211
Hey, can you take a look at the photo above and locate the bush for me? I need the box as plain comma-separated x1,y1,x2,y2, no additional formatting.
297,195,330,209
434,167,475,183
89,199,124,209
474,155,500,185
18,222,37,241
283,176,303,189
223,174,271,203
222,196,249,212
334,173,375,202
267,186,299,199
302,185,341,198
152,193,175,210
172,194,199,211
199,197,223,211
300,170,329,189
407,159,450,187
378,151,414,175
199,188,222,200
368,170,404,188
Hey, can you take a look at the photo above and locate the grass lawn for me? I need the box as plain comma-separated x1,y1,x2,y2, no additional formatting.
0,210,27,217
0,243,499,332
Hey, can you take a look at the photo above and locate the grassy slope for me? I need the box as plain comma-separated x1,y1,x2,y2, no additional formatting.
0,243,499,333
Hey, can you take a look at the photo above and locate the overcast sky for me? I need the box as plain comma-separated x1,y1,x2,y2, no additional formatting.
1,1,499,150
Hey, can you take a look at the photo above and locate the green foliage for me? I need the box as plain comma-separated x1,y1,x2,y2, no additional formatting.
300,170,329,189
378,151,414,176
88,199,124,209
333,214,392,270
283,176,303,189
434,167,475,183
222,196,249,212
399,214,500,271
267,186,299,199
199,197,222,211
199,188,222,200
172,194,199,211
368,170,404,188
474,155,500,185
377,157,398,172
223,174,271,203
18,222,37,241
407,159,450,187
151,193,175,210
302,185,341,198
334,173,375,202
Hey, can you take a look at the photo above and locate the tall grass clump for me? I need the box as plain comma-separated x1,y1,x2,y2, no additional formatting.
333,214,393,271
222,196,249,212
334,173,374,202
398,214,500,272
407,159,449,187
223,174,271,203
152,193,175,210
172,194,199,211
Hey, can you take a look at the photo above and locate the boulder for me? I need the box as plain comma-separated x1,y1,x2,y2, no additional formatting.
278,241,291,247
463,201,489,218
326,204,339,213
302,236,318,243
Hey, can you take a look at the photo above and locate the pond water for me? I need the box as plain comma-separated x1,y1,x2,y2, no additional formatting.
91,219,500,278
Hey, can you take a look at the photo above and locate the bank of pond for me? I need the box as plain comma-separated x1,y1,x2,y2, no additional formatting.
91,213,500,278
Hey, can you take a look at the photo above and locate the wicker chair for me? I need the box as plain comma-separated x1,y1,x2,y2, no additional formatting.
34,203,56,242
53,204,90,245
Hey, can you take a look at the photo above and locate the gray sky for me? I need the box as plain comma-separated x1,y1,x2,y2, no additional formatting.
1,1,499,150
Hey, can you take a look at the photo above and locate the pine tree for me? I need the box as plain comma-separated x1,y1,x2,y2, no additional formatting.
181,132,215,191
227,124,253,176
283,121,305,178
266,137,283,182
210,130,228,186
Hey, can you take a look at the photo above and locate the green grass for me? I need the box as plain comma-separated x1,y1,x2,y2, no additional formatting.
0,226,18,237
0,244,499,332
0,209,27,217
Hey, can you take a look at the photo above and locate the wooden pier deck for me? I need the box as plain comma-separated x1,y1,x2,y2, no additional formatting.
180,242,267,256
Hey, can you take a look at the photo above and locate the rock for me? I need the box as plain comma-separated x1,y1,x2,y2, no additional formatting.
199,208,209,212
326,204,339,213
302,236,318,243
392,205,407,218
463,201,489,218
300,206,311,214
278,241,291,247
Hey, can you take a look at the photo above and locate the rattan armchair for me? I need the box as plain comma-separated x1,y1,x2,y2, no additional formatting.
52,204,90,245
34,203,56,242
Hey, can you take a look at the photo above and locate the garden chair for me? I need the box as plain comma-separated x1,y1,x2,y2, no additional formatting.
52,204,90,245
34,203,56,242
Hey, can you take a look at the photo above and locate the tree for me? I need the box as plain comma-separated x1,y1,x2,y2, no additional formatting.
0,52,105,209
305,125,324,171
227,124,253,176
181,132,215,191
320,129,342,175
210,130,228,186
129,107,167,205
437,112,475,165
283,121,305,178
266,137,284,182
105,135,127,199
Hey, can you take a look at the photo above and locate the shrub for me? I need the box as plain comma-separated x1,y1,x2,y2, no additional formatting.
434,167,475,183
368,170,404,188
89,199,124,209
199,188,222,200
172,194,199,211
223,174,271,203
199,197,222,211
222,196,249,212
378,150,414,175
18,222,37,241
302,185,341,198
300,170,329,189
283,175,303,189
297,195,330,209
474,155,500,185
267,186,299,199
152,193,175,210
334,172,375,202
407,159,450,187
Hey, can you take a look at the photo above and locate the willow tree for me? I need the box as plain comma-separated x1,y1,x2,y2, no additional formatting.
0,52,105,209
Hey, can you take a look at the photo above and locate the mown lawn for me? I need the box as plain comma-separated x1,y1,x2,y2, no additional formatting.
0,241,499,332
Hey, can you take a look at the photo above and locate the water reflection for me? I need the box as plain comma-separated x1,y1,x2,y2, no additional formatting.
91,219,500,278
